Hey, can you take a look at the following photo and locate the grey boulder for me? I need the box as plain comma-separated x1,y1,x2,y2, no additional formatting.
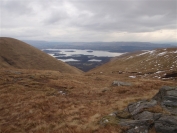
127,100,157,115
155,115,177,133
153,86,177,115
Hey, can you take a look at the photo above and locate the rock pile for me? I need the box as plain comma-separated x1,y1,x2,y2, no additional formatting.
100,86,177,133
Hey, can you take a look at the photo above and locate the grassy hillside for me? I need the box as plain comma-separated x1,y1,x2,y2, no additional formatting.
0,39,177,133
89,48,177,80
0,69,176,133
0,37,82,74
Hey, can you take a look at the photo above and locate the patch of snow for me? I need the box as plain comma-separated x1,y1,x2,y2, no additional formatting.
173,50,177,53
136,51,149,56
156,71,164,74
59,91,66,95
126,56,133,59
157,52,167,56
129,76,136,78
148,50,156,54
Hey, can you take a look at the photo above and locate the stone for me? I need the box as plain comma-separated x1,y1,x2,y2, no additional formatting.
133,111,162,121
153,86,177,102
127,100,157,115
120,119,153,133
154,115,177,133
119,119,153,128
102,86,177,133
112,81,132,86
127,126,148,133
153,86,177,114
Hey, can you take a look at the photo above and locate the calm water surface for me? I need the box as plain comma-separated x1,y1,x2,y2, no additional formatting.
45,49,124,57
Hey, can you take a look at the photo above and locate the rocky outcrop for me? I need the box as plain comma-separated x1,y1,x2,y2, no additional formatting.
154,115,177,133
100,86,177,133
152,86,177,115
127,100,157,115
112,81,132,86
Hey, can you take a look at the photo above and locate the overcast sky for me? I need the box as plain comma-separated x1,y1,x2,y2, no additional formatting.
0,0,177,42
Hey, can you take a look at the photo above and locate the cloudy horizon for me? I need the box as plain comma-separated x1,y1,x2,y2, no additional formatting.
0,0,177,43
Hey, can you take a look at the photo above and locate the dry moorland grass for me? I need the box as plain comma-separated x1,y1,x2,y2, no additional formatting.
0,69,177,133
0,37,82,74
89,48,177,75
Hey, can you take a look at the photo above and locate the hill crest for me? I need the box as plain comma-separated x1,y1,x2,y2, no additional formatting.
0,37,82,74
89,48,177,80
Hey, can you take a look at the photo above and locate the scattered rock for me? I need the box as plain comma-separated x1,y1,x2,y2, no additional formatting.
100,86,177,133
112,81,132,86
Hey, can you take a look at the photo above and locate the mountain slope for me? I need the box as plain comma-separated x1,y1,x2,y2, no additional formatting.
89,48,177,79
0,37,82,74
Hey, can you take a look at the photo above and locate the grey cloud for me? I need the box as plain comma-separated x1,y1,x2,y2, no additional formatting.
1,0,34,15
0,0,176,42
67,0,176,32
44,9,69,24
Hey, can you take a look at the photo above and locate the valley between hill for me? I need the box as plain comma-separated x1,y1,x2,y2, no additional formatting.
0,37,177,133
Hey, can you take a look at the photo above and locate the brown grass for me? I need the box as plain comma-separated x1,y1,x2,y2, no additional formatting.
0,68,177,133
0,37,82,74
89,48,177,76
1,38,177,133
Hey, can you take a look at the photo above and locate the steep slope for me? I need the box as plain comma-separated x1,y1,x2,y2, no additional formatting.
0,37,82,74
89,48,177,79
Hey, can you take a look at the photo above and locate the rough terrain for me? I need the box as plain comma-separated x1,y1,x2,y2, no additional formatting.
0,38,177,133
0,69,177,133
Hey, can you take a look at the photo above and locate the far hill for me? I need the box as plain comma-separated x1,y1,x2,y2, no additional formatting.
0,37,82,74
24,40,175,53
89,48,177,79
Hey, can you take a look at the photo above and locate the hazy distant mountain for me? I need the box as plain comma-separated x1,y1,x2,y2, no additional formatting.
24,40,176,53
